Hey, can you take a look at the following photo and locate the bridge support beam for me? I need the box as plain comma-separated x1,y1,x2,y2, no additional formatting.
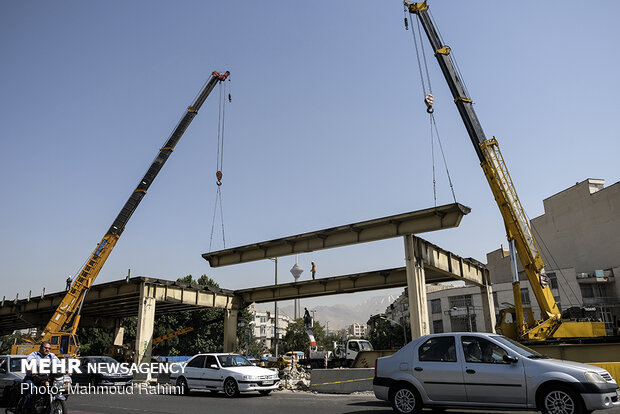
404,235,430,339
480,275,496,333
135,283,155,379
113,319,125,346
223,308,238,352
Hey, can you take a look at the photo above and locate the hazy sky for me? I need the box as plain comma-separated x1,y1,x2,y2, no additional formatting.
1,1,618,311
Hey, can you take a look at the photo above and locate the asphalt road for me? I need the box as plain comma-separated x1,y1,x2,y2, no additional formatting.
61,389,620,414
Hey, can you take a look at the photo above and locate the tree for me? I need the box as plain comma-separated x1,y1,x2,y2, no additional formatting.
368,319,405,350
280,318,328,352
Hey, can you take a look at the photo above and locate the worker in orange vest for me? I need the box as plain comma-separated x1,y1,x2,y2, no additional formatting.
311,262,316,280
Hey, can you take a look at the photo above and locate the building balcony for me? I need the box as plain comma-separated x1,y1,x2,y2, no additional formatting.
582,297,619,306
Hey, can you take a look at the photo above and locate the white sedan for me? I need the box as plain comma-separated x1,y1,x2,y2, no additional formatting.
170,353,280,397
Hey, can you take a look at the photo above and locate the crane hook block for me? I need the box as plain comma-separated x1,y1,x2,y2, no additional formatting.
216,170,223,186
424,93,434,113
404,17,409,30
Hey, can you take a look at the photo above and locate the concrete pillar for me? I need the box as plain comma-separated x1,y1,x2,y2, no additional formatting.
113,319,125,346
480,272,497,333
404,234,430,339
134,282,155,380
223,308,239,352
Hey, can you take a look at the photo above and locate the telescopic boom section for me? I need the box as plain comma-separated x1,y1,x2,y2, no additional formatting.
42,71,230,341
404,2,563,334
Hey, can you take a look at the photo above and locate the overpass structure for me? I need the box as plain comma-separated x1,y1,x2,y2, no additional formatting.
204,203,495,351
0,277,240,366
1,203,494,357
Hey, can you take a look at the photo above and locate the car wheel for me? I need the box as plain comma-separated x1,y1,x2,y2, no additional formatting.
259,390,271,396
224,378,239,398
176,377,190,396
539,385,584,414
390,383,422,414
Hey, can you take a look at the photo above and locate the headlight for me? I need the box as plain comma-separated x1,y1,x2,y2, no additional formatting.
584,372,607,383
242,375,255,380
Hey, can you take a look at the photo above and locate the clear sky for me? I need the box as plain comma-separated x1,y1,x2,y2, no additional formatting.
1,1,619,310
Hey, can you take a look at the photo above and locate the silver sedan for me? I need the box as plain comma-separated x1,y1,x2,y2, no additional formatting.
373,332,620,414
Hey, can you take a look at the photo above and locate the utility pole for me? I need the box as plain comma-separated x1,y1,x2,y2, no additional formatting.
273,257,279,357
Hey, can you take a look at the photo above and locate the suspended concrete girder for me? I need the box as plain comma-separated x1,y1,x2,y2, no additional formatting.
203,203,470,267
234,235,487,305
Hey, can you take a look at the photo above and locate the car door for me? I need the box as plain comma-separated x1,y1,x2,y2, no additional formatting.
73,358,90,384
413,335,467,402
202,355,222,390
346,341,360,361
184,355,206,388
460,335,527,406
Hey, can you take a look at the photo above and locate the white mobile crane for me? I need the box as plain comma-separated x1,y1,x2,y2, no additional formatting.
12,71,230,357
403,1,605,341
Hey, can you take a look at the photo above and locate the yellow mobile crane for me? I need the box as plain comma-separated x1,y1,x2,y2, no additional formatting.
12,71,230,357
404,2,605,341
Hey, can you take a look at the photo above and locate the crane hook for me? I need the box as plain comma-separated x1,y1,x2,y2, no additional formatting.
216,170,223,186
424,93,434,113
404,17,409,30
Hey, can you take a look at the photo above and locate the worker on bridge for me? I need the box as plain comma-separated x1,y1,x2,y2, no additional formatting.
311,262,316,280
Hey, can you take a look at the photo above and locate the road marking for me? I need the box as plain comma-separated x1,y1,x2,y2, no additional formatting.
311,377,373,386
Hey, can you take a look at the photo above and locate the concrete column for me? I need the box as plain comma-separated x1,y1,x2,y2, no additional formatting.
480,272,497,333
223,308,239,352
113,319,125,346
134,282,156,379
404,234,429,339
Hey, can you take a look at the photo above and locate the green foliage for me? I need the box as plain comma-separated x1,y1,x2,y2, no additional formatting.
0,333,23,354
368,319,405,350
280,318,329,352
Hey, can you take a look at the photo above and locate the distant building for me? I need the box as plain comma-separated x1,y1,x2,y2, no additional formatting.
248,305,292,349
347,322,367,338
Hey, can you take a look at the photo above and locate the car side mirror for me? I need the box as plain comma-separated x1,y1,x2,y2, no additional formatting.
209,364,219,369
503,355,518,363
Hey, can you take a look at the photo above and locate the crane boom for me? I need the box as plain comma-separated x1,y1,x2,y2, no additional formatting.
405,1,605,340
22,71,229,356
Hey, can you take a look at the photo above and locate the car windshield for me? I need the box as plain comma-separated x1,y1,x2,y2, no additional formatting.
359,341,373,351
492,336,548,358
10,357,25,372
83,357,120,365
217,354,253,367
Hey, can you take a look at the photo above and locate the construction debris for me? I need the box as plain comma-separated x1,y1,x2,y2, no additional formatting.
278,363,311,390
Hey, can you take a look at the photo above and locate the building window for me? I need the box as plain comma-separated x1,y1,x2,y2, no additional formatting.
580,285,593,298
492,291,499,308
520,288,531,305
431,299,442,314
260,316,266,323
547,272,559,289
449,294,472,308
432,319,444,333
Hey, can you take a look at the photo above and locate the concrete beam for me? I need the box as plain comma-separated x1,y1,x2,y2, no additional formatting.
234,236,487,305
223,309,238,352
134,283,155,379
405,235,430,338
203,203,470,267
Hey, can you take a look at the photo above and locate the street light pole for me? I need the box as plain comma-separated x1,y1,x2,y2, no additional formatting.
274,257,278,357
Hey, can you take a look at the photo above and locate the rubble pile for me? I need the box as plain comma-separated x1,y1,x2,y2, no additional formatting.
278,363,311,391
